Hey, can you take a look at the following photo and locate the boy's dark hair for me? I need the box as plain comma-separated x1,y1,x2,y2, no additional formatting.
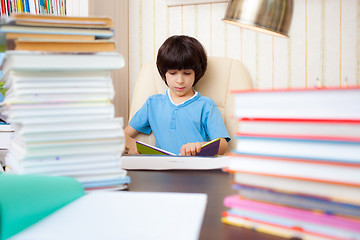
156,35,207,86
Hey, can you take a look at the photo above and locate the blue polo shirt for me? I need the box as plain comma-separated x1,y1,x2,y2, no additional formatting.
129,90,230,155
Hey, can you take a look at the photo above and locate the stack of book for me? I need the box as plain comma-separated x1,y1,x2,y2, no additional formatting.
0,14,130,191
222,87,360,239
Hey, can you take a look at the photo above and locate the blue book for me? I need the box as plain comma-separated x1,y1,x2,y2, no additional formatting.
22,0,30,12
234,134,360,164
233,184,360,218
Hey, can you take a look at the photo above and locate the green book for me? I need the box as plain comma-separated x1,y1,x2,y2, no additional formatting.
136,138,221,157
0,174,84,240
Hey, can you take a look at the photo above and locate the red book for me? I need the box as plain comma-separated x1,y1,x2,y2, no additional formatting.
1,0,6,15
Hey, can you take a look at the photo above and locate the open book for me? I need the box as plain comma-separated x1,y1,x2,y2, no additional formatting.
136,138,221,157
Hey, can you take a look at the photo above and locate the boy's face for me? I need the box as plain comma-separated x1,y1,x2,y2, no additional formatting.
166,69,195,100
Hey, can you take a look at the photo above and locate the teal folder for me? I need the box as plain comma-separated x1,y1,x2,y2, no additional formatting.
0,174,84,240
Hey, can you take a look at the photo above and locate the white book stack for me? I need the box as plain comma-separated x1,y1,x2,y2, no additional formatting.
0,51,130,191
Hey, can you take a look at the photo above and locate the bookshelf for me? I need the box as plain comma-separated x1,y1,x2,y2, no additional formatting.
0,0,67,16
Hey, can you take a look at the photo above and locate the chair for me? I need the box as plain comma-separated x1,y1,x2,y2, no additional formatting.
129,56,253,152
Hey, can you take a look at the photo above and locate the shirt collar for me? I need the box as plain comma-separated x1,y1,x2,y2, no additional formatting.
167,89,199,106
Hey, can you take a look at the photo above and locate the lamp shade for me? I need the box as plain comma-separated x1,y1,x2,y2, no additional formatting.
223,0,293,37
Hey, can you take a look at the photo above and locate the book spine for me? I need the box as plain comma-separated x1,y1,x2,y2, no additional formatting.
10,0,14,15
5,0,9,16
25,0,30,12
46,0,50,14
17,0,22,12
224,195,360,232
63,0,66,15
1,0,5,15
13,0,16,12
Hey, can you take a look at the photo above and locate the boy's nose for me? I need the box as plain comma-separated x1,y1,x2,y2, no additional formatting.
176,74,184,83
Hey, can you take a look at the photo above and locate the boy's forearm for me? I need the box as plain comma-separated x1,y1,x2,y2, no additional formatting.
218,138,228,155
124,125,139,154
125,134,136,151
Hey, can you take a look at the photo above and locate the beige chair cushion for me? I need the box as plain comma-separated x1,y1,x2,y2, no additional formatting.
129,56,252,152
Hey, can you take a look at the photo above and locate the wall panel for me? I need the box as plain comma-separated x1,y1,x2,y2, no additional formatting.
129,0,360,112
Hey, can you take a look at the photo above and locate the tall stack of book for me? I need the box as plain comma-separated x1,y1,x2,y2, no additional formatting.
222,87,360,239
0,14,130,191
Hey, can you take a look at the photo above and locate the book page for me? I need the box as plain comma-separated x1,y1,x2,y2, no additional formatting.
10,191,207,240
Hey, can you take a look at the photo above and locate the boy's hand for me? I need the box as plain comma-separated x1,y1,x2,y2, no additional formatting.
126,147,139,155
180,142,205,156
124,125,140,155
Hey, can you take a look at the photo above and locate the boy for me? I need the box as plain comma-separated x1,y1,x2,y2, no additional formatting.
125,35,230,156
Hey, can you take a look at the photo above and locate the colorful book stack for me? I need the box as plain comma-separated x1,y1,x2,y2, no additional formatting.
0,14,130,191
0,0,67,16
222,87,360,239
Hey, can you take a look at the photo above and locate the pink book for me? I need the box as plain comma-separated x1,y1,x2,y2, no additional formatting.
224,195,360,232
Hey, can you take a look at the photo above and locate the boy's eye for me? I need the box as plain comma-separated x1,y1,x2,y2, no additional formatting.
184,72,192,75
168,70,177,75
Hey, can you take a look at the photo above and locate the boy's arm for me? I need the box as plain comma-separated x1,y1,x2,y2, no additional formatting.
124,125,140,154
218,138,228,155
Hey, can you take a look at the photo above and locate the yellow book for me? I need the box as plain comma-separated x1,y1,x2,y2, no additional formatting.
3,13,114,29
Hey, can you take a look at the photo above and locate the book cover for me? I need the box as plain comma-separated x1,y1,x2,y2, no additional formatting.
230,172,360,205
238,118,360,139
223,195,360,238
0,174,84,240
234,133,360,164
5,32,96,41
233,184,360,218
227,153,360,186
0,24,114,39
6,38,116,53
1,51,125,76
231,87,360,120
2,13,114,29
136,138,221,157
9,192,207,240
222,211,357,240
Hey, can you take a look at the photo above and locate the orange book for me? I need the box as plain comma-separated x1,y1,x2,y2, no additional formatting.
5,32,95,41
6,38,115,53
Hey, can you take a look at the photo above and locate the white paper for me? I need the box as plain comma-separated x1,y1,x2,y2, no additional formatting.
121,155,230,170
10,191,207,240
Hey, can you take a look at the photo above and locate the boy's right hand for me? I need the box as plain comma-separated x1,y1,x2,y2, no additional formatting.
180,142,204,156
126,146,139,155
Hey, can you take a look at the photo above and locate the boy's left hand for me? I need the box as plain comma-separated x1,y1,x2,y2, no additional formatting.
180,142,205,156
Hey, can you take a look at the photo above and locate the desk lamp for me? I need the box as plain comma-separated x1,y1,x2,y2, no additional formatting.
223,0,293,37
